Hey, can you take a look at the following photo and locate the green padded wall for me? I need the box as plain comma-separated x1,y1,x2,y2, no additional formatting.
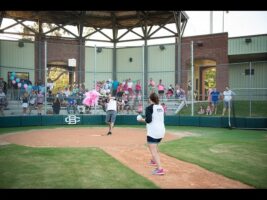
199,117,222,127
0,116,21,127
42,115,64,125
0,115,266,129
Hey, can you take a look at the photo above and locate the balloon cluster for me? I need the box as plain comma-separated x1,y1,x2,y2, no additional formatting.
82,89,100,107
10,72,32,90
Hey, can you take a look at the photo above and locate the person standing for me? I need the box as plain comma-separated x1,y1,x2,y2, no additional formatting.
207,87,213,106
135,80,142,97
105,93,117,136
127,78,134,96
210,88,220,115
157,79,165,101
0,78,7,95
137,92,165,175
112,79,119,97
148,78,156,95
28,90,37,115
166,84,174,99
161,102,167,115
175,84,185,100
36,90,44,115
21,92,29,116
52,97,61,114
0,88,7,116
222,86,235,116
174,84,187,114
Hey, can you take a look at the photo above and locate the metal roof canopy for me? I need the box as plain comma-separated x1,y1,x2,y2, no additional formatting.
0,11,188,43
0,11,189,89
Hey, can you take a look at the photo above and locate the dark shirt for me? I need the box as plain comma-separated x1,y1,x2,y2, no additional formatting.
22,96,28,103
145,104,153,123
52,101,61,110
211,91,220,102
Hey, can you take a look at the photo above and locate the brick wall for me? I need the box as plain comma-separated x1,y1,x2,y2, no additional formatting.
181,33,229,95
35,37,85,84
34,33,228,93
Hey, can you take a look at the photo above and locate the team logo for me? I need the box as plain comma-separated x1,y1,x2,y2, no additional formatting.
65,115,80,125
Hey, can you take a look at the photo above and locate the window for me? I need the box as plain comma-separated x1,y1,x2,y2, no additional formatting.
245,69,254,75
8,72,29,81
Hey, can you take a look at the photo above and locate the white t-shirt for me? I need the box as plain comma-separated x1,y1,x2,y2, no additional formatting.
106,99,117,111
0,92,5,98
127,81,133,89
145,104,165,139
64,90,70,97
223,90,234,102
0,92,6,105
47,82,54,90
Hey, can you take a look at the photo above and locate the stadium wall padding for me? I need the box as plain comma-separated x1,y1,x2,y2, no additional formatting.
0,115,266,129
41,115,64,126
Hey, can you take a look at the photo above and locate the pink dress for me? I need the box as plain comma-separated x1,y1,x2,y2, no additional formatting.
138,104,143,113
163,105,167,113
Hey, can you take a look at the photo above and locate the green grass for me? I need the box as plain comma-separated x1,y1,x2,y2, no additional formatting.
160,126,267,188
0,144,158,188
1,125,267,188
0,126,63,135
178,100,267,117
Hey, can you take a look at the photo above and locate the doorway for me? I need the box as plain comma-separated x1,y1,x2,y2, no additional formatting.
199,67,216,100
191,59,216,101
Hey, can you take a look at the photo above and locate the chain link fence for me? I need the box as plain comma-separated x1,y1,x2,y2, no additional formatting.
0,39,266,117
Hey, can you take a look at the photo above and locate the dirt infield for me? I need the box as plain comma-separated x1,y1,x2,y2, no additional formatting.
0,127,253,188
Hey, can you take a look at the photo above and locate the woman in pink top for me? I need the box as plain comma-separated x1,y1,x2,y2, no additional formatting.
116,83,124,98
123,80,128,94
148,78,156,95
161,103,167,115
137,101,143,114
157,79,165,100
135,80,142,96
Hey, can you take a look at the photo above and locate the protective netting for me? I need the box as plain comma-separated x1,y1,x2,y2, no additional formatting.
0,39,266,118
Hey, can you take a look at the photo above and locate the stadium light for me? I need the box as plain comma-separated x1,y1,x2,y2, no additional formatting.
159,45,165,51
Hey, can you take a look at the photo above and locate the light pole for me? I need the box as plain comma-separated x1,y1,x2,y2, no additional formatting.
222,11,224,32
222,11,229,32
210,11,213,34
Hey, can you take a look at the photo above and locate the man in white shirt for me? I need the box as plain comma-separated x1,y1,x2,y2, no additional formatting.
47,78,54,92
105,93,117,135
222,86,235,116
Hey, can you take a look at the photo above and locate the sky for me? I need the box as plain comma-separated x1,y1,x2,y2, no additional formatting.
1,11,267,46
183,11,267,37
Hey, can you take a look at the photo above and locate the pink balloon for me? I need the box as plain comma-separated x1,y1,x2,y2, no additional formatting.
24,84,28,89
17,83,22,88
82,90,100,106
12,80,16,84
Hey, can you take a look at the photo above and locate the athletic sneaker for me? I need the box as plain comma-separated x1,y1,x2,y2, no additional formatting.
107,131,112,136
148,159,157,166
152,168,165,175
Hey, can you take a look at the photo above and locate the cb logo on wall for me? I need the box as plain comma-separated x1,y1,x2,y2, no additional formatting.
65,115,80,125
